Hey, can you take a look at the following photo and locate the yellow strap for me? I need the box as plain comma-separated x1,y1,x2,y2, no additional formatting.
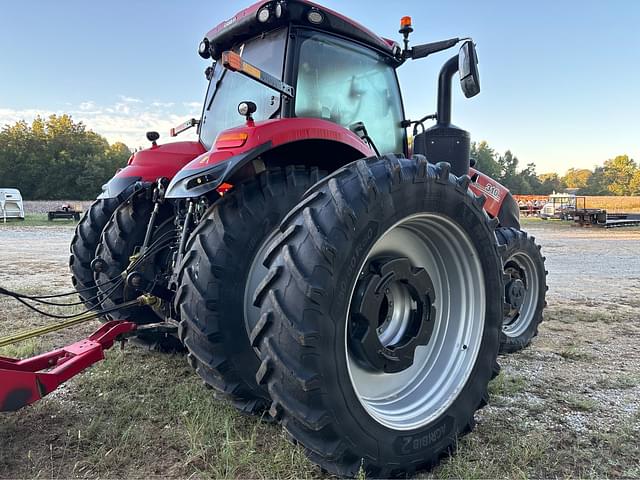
0,296,156,348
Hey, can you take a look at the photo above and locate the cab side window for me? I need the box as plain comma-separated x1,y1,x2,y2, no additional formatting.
295,32,405,155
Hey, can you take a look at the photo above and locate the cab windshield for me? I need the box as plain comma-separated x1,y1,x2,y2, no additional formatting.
199,28,287,149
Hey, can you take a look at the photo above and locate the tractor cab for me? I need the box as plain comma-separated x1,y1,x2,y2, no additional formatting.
195,0,407,157
164,0,484,199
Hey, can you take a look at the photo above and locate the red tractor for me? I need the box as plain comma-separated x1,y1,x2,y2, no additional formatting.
66,1,547,475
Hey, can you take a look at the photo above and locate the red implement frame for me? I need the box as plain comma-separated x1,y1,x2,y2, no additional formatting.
0,321,136,412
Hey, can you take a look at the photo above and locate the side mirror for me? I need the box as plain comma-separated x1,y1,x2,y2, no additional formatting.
459,41,480,98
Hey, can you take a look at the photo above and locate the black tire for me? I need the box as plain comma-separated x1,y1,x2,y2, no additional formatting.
175,166,324,414
94,189,174,325
253,155,504,477
497,227,547,353
69,191,132,309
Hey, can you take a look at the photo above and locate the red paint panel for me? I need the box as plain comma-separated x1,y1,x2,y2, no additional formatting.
469,167,510,218
115,140,206,182
183,118,374,170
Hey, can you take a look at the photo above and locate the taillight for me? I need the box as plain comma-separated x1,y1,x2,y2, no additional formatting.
216,182,234,195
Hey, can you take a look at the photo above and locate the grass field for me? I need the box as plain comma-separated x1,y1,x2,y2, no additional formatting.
582,196,640,212
0,214,78,227
2,304,639,479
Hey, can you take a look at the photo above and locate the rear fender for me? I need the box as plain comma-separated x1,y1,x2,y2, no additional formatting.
469,168,520,229
166,118,373,199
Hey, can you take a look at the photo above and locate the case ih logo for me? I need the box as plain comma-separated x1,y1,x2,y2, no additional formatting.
223,16,237,28
482,182,501,202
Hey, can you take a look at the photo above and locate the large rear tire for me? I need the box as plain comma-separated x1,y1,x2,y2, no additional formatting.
497,227,547,353
175,166,323,414
253,155,504,477
69,190,132,309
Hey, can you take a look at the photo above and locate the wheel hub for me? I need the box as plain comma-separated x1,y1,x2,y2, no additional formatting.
349,257,436,373
505,278,525,310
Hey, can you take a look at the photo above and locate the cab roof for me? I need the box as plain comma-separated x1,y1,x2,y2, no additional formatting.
204,0,401,62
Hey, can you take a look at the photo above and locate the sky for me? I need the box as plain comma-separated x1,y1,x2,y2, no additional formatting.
0,0,638,174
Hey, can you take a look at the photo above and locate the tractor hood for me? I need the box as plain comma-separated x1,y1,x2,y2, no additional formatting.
98,140,206,199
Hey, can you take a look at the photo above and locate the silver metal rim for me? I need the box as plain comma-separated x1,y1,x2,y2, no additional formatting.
345,213,486,431
502,251,539,337
244,229,279,336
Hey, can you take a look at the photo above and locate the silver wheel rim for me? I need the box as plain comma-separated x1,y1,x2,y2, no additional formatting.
244,229,279,336
502,252,539,338
345,214,486,431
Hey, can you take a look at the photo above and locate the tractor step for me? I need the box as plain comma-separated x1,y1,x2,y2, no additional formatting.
0,321,136,412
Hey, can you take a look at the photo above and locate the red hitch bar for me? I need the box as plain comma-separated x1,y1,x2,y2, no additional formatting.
0,321,136,412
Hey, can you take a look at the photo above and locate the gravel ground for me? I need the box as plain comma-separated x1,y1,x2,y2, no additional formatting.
0,226,73,291
0,219,639,478
2,220,637,313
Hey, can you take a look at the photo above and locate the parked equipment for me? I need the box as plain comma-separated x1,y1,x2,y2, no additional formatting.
0,188,25,221
48,204,82,221
539,192,579,219
4,1,548,476
602,213,640,228
538,193,640,228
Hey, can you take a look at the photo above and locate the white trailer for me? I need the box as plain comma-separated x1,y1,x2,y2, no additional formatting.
0,188,25,222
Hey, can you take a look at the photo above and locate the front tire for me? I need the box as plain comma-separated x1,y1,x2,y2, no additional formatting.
497,227,547,353
94,189,181,350
175,166,324,414
253,156,504,477
69,190,133,309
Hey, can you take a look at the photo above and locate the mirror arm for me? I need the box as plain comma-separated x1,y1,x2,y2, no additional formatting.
436,55,459,126
408,37,460,60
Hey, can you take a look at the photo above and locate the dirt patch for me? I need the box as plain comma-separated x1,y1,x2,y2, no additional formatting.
1,220,639,478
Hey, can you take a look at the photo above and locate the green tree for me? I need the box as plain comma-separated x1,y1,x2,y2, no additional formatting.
583,166,608,195
562,168,592,191
469,141,547,194
537,173,564,195
497,150,524,192
470,141,500,179
519,162,542,194
602,155,638,195
0,115,130,199
630,170,640,195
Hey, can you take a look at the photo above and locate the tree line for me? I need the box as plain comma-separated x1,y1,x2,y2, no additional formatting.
0,115,638,199
0,115,130,200
471,141,640,195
